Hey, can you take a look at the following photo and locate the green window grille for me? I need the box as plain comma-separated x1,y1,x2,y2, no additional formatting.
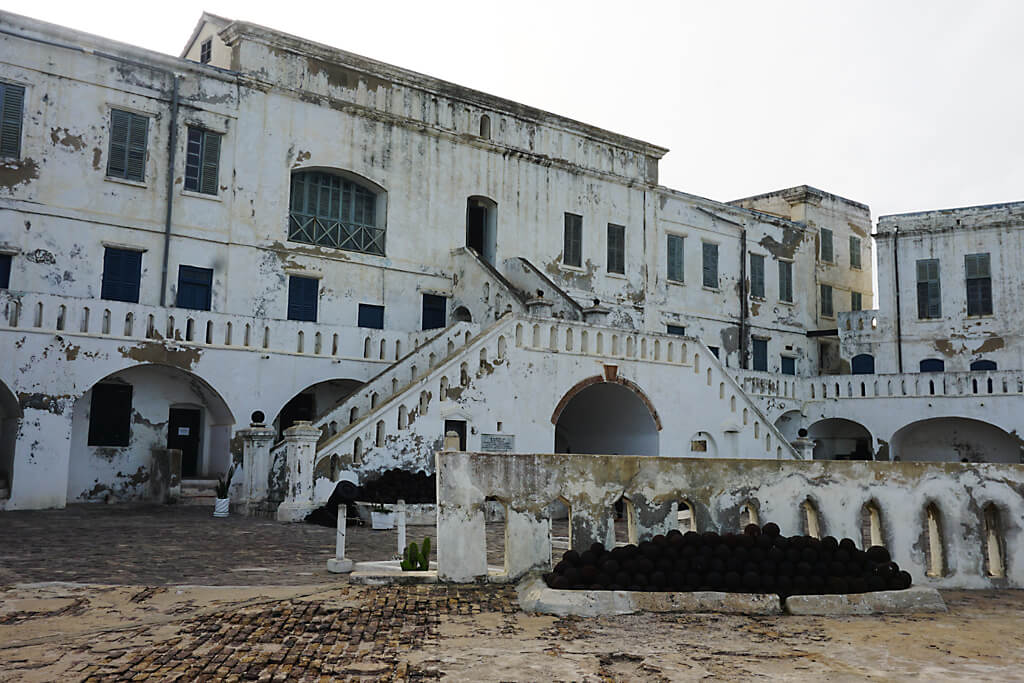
184,127,221,195
1,82,25,158
107,109,148,182
288,171,384,256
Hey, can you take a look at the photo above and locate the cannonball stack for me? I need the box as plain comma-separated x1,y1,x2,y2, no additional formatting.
544,523,912,596
360,469,436,504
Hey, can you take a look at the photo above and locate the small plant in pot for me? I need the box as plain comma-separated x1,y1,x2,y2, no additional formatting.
213,464,235,518
370,501,394,530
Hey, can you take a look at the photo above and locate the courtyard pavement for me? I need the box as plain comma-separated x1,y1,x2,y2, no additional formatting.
1,504,1023,681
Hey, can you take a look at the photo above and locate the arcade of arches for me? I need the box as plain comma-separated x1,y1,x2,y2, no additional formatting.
553,379,660,456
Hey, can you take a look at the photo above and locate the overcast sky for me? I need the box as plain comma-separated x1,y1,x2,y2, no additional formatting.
7,1,1022,220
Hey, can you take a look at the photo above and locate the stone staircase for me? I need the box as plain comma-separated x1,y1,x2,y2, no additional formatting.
179,478,219,506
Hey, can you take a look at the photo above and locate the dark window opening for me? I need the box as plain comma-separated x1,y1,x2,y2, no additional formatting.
851,353,875,374
667,234,684,282
184,127,221,195
278,393,315,441
778,260,793,302
287,275,318,322
820,228,834,262
752,338,768,372
707,345,719,358
422,293,446,330
101,247,142,303
607,223,625,275
168,407,202,478
88,383,132,447
781,356,796,375
851,291,863,311
965,253,992,316
0,253,10,289
563,213,582,268
850,235,862,269
920,358,945,373
444,419,467,450
916,258,941,319
479,115,490,140
970,359,997,371
702,242,718,288
176,265,213,311
749,253,765,298
358,304,384,329
666,324,686,336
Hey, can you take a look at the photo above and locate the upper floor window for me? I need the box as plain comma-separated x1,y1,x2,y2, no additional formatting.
916,258,941,319
0,253,10,289
666,324,686,336
200,38,212,64
607,224,625,275
563,213,582,267
849,235,862,269
920,358,945,373
778,260,793,303
184,127,221,195
781,356,796,375
101,247,142,303
176,265,213,311
479,115,491,140
820,228,834,263
287,275,318,322
1,82,25,159
752,338,768,372
422,293,446,330
107,109,149,182
820,284,833,317
970,359,997,371
749,253,765,298
965,253,992,316
851,291,862,311
851,353,875,374
289,170,384,256
667,234,684,283
701,242,718,289
358,303,385,329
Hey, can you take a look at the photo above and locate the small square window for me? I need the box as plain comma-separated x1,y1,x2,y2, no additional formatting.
87,383,132,447
176,265,213,311
781,357,796,375
666,324,686,336
287,275,318,322
358,303,385,329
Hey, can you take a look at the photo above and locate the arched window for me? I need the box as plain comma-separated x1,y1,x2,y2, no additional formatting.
479,114,491,139
920,358,945,373
288,170,385,255
971,359,997,371
851,354,875,375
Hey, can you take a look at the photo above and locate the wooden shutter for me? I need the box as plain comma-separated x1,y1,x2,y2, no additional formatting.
1,83,25,158
101,248,142,303
200,131,221,195
702,243,717,287
107,109,130,177
184,127,203,192
750,254,764,298
126,113,148,181
667,235,683,282
287,276,318,322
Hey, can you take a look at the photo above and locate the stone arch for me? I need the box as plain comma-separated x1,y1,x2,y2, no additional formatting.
0,378,22,501
982,502,1006,579
801,497,822,538
452,306,472,323
550,374,662,430
891,417,1021,463
923,502,945,577
69,363,235,501
270,378,363,442
550,375,661,457
861,500,884,548
807,418,873,461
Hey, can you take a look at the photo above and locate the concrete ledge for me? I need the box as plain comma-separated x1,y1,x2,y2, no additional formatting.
348,560,439,585
326,558,354,574
784,586,947,615
516,575,783,617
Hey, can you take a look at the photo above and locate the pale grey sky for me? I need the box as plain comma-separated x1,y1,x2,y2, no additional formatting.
6,0,1022,220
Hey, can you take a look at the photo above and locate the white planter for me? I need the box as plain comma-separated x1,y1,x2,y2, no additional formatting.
213,497,230,517
371,510,395,530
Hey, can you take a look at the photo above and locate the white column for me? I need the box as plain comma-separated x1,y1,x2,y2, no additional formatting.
238,423,276,511
396,499,407,559
326,506,354,573
276,420,321,522
791,436,815,461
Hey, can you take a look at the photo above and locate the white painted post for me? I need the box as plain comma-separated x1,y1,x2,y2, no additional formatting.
396,499,408,560
238,422,276,512
276,420,322,522
327,506,354,573
791,436,815,460
443,430,461,451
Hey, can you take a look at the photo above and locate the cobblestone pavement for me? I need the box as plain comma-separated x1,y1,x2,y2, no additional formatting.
2,505,1024,681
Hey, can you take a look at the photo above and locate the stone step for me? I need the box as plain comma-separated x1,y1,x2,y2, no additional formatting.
179,478,221,506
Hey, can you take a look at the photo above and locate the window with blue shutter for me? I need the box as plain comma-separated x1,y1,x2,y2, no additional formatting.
422,294,446,330
107,109,148,182
606,224,625,275
701,242,718,288
916,258,941,319
100,248,142,303
749,253,765,298
88,383,133,447
752,338,768,372
184,127,221,195
0,82,25,159
176,265,213,311
965,253,992,316
563,213,582,267
0,253,10,289
667,234,684,282
358,303,385,329
287,275,318,322
778,260,793,302
781,356,796,375
820,228,834,263
820,284,834,317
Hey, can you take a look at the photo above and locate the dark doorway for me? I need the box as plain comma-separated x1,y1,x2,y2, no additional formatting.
851,353,875,374
168,408,202,477
466,197,496,264
278,393,315,440
423,294,447,330
444,419,467,450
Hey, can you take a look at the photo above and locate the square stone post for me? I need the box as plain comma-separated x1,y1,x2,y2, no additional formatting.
238,422,276,512
149,447,181,503
326,506,354,573
276,421,321,522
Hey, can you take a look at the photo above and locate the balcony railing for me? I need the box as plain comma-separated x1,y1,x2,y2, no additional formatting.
288,213,385,256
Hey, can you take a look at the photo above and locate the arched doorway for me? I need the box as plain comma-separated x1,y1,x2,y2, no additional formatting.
452,306,472,323
891,417,1021,463
0,379,21,500
69,365,234,502
273,379,363,441
773,409,804,442
551,377,660,456
807,418,873,460
466,196,497,264
851,354,875,374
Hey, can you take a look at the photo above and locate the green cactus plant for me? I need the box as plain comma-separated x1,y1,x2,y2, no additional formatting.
400,537,432,571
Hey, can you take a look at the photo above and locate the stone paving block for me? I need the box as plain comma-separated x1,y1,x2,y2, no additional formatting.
784,586,947,615
516,574,783,617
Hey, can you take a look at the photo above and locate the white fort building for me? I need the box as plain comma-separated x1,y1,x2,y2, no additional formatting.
1,11,1022,527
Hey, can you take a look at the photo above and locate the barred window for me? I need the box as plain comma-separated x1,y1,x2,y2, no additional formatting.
288,171,384,256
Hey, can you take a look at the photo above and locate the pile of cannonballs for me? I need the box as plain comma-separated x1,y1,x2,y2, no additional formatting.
544,523,913,595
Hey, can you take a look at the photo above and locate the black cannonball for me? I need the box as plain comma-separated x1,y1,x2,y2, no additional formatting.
801,547,818,564
760,575,776,593
551,576,570,590
667,528,684,541
714,545,731,560
691,556,709,573
761,559,778,576
808,575,826,593
848,577,868,594
866,546,891,564
896,570,913,589
608,584,623,591
774,535,790,550
580,550,598,566
744,523,762,537
733,547,749,563
683,530,701,546
755,534,773,551
742,571,760,592
563,567,580,584
663,545,680,561
633,573,649,588
637,558,655,575
563,550,581,566
828,577,849,594
830,561,847,576
651,571,668,589
839,537,857,553
657,558,673,573
595,572,612,586
653,534,668,546
866,575,886,592
580,566,598,583
710,558,726,574
750,547,766,563
835,549,851,564
762,522,781,537
590,542,607,556
640,541,659,560
768,546,785,563
789,536,807,550
814,561,830,576
874,562,898,579
601,559,621,575
821,536,839,553
776,575,793,596
675,557,690,573
796,561,813,577
702,531,721,546
785,548,802,563
670,570,687,589
726,557,743,573
724,571,741,590
706,571,723,589
686,571,702,586
615,571,631,586
554,560,569,575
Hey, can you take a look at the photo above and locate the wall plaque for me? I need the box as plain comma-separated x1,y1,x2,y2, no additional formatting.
480,433,515,452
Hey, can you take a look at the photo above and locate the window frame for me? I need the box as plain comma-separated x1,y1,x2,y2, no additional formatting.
100,247,143,304
701,241,719,289
749,253,765,299
288,170,385,256
106,109,149,183
965,253,993,317
606,223,625,275
780,356,796,376
422,293,447,331
666,234,685,283
200,38,212,64
666,324,686,336
820,228,834,263
851,291,862,312
0,253,11,289
357,303,385,329
820,284,834,318
916,258,941,319
87,383,133,447
0,81,25,159
778,259,793,303
751,338,768,372
849,235,862,269
563,213,583,268
183,126,222,196
175,265,213,311
287,275,319,322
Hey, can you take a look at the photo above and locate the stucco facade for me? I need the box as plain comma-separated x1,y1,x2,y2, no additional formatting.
0,11,1021,524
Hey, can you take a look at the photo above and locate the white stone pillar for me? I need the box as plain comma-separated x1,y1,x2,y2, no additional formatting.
238,422,276,511
443,430,461,451
326,506,354,573
396,499,407,559
276,421,321,522
791,436,815,461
